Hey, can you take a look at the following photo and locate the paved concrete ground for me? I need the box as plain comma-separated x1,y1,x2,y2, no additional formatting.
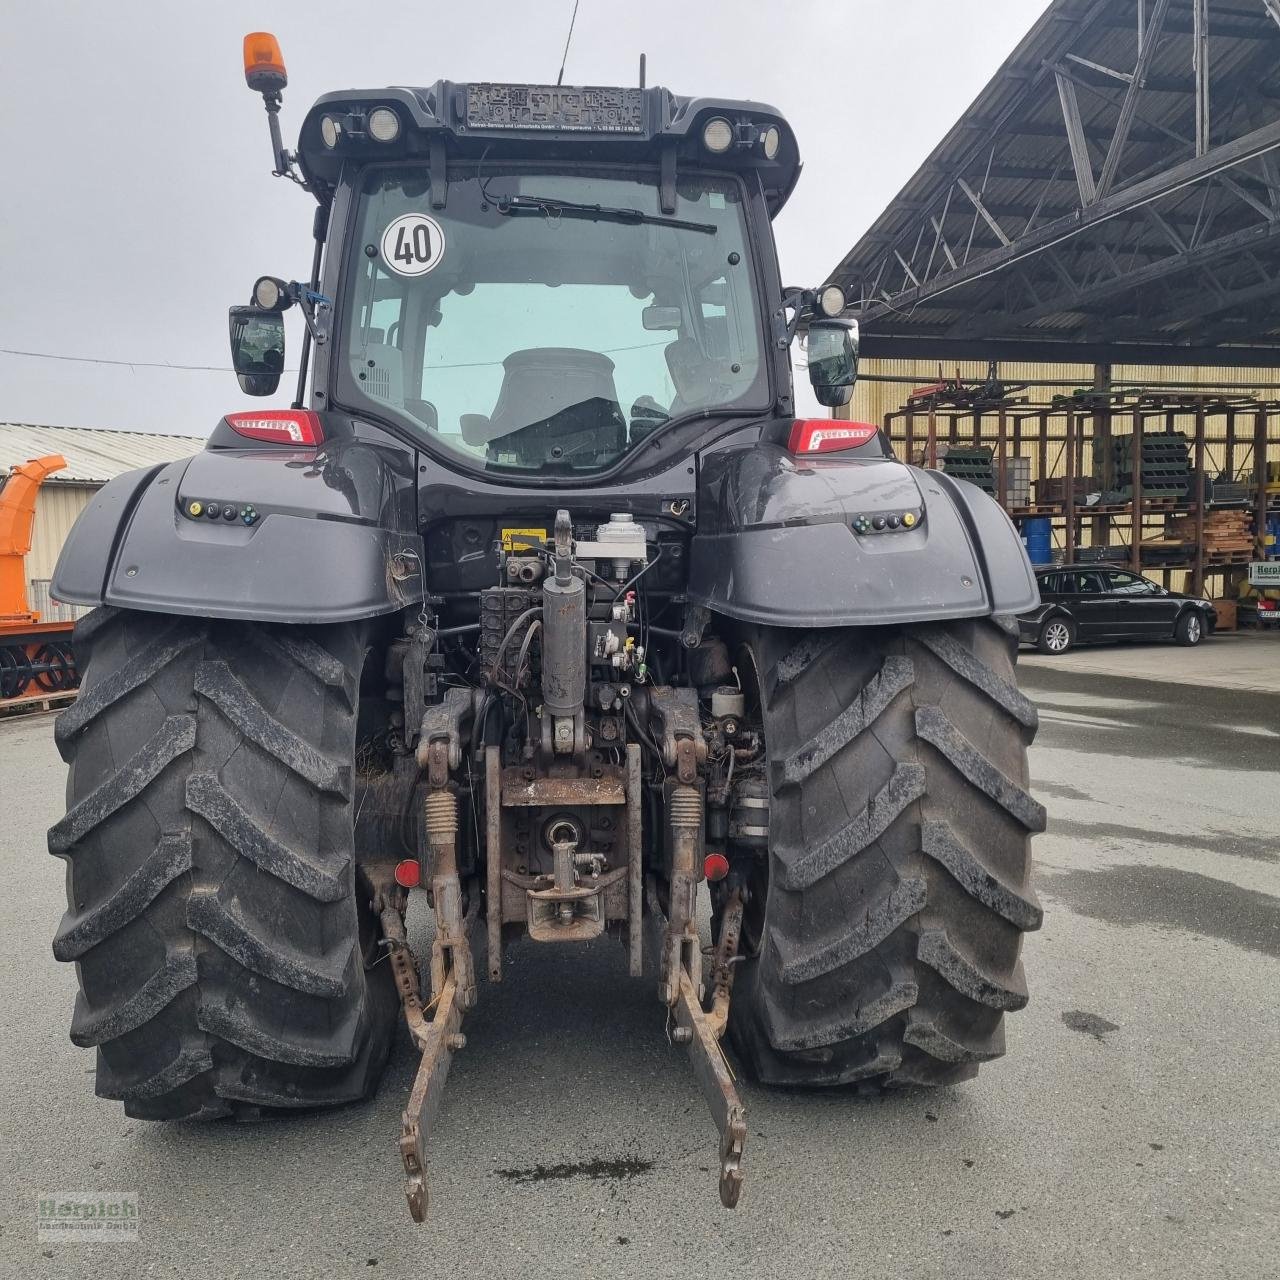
1021,628,1280,693
1,647,1277,1279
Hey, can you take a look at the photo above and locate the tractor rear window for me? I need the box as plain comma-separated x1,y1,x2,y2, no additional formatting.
337,165,768,475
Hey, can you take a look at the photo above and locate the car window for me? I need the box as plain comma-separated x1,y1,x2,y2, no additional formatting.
1038,572,1066,594
1077,572,1106,594
1105,572,1159,596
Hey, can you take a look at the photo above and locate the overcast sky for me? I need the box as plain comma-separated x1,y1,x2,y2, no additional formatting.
0,0,1051,435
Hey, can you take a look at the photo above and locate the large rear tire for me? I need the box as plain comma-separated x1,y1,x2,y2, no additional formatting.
49,608,398,1119
728,616,1044,1088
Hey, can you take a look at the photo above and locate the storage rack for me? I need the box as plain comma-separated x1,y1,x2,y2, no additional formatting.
883,389,1279,600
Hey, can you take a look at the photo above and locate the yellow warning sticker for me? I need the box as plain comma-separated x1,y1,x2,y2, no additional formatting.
501,527,546,552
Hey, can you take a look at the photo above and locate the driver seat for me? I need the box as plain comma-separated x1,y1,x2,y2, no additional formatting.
461,348,627,462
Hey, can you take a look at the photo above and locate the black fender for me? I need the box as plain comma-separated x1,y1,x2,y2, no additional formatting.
52,431,423,624
688,442,1039,628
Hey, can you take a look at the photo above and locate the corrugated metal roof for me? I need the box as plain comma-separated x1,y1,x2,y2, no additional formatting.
830,0,1280,360
0,423,200,485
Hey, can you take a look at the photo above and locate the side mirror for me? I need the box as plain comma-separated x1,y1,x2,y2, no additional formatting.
806,318,859,408
229,306,286,396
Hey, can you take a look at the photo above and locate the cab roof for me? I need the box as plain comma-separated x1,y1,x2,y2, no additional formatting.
296,82,801,216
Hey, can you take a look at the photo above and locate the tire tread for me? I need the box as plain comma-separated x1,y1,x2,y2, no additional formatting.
730,616,1041,1089
49,609,395,1119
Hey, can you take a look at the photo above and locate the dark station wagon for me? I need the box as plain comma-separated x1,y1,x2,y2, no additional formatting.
1018,566,1217,654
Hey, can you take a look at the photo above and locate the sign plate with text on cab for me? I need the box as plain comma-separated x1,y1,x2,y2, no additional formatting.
465,84,644,133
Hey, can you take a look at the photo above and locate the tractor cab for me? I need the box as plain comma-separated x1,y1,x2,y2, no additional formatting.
232,36,858,477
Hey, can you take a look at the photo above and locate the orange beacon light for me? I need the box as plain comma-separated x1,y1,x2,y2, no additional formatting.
244,32,287,94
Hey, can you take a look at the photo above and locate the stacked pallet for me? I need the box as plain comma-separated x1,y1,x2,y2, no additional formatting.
936,445,995,495
1107,431,1191,501
1167,510,1254,557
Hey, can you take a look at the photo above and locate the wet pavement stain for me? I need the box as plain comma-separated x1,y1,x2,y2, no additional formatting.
1032,779,1094,802
1046,816,1276,863
496,1156,655,1185
1062,1010,1120,1042
1041,864,1280,958
1019,669,1280,773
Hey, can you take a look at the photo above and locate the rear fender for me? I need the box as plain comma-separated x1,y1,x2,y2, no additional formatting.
688,442,1038,628
52,431,423,624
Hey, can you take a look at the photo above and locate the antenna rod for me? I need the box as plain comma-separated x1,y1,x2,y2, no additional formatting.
556,0,581,87
639,53,646,88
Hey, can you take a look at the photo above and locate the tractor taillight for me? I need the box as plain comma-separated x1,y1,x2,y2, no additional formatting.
787,420,878,456
224,410,324,447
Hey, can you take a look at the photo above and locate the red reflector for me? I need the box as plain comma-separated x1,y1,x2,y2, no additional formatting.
225,409,324,446
787,419,878,455
394,859,421,888
703,853,730,882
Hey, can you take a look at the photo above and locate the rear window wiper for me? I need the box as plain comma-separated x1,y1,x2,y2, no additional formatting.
497,194,717,235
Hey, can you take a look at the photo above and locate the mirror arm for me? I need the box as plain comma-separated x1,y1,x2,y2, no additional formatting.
288,282,331,347
293,206,329,410
771,286,808,351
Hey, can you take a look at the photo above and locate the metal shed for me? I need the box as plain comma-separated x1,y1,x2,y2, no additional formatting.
0,423,200,607
831,0,1280,366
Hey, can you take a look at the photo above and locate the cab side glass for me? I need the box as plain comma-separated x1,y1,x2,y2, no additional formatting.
229,306,286,396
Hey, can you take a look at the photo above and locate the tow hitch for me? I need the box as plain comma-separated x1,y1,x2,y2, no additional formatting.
369,509,761,1222
375,775,751,1222
379,903,465,1224
672,887,747,1208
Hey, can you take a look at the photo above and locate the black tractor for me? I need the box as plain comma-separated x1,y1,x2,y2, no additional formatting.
48,34,1044,1219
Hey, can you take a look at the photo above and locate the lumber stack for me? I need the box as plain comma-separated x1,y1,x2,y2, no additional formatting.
1167,510,1254,556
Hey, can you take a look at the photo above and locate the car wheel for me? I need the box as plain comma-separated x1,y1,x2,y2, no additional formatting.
1175,611,1205,647
1036,617,1074,655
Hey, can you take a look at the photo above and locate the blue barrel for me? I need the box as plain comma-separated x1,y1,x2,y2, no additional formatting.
1021,517,1053,566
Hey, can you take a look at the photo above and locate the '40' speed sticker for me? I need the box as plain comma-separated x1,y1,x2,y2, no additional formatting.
380,213,445,277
